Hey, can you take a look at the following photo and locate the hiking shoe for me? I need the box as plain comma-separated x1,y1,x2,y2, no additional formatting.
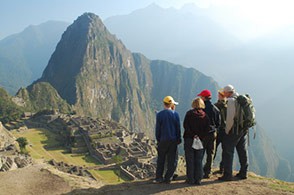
172,174,179,181
185,180,195,185
153,178,164,184
213,170,224,175
164,179,171,184
235,173,247,180
218,176,233,181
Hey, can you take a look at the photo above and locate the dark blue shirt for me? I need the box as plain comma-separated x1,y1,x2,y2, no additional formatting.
155,109,181,142
204,100,221,132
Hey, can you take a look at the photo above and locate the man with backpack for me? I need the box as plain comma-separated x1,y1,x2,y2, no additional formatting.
218,85,255,181
198,89,220,178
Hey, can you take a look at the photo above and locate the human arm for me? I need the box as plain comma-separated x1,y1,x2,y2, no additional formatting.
225,98,236,134
183,111,190,133
214,106,221,129
155,113,161,142
175,112,181,144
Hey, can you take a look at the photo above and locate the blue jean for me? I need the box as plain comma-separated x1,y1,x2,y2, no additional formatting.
184,138,205,183
222,131,249,177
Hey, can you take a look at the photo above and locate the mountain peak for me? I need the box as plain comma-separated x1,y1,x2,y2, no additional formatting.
146,3,162,9
69,12,107,36
76,12,103,25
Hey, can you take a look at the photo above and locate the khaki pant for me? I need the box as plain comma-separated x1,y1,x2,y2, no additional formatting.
203,132,217,175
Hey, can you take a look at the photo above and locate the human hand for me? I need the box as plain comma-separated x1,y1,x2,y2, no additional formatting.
218,93,225,100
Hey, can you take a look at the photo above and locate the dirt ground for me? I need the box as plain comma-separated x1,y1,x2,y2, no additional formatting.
0,164,71,195
0,164,293,195
67,173,294,195
0,163,103,195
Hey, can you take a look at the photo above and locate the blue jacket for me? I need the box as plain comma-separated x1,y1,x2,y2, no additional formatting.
155,109,181,143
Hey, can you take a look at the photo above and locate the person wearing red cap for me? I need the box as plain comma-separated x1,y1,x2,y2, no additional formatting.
197,89,221,178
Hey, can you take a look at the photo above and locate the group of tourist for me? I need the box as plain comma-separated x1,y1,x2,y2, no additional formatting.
154,85,249,185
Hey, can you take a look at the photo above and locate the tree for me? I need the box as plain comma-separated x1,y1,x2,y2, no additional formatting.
16,137,28,153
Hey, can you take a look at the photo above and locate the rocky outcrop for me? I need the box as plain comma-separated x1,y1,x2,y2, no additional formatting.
0,122,15,150
0,122,33,172
0,87,23,124
0,155,32,172
16,82,72,113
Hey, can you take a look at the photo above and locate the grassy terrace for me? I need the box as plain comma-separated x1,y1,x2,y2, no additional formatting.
250,174,294,193
12,128,126,183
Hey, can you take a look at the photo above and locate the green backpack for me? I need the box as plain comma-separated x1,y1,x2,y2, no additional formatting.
236,94,256,132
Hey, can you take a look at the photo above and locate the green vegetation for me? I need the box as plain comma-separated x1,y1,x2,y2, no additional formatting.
11,128,128,183
269,182,294,193
112,155,123,164
0,87,23,124
12,128,99,166
89,170,127,184
112,155,124,181
250,174,294,193
16,82,72,114
16,137,29,154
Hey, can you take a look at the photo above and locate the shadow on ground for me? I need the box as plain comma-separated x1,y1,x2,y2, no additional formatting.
64,176,226,195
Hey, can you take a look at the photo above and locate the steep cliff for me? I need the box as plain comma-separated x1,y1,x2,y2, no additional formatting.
34,13,217,136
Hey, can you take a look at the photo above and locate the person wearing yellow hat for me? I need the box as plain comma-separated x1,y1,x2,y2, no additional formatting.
213,89,227,175
153,96,181,184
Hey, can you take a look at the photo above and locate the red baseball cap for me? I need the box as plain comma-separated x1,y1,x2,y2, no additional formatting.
197,89,212,97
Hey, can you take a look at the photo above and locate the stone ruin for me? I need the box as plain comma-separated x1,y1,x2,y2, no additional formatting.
0,122,33,172
47,115,159,180
49,160,94,179
120,157,156,180
0,155,33,172
5,112,161,180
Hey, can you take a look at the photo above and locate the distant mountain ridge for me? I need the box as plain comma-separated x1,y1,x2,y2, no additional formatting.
0,21,69,94
104,3,241,72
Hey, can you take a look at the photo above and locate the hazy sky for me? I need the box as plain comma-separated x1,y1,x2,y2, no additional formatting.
1,0,294,39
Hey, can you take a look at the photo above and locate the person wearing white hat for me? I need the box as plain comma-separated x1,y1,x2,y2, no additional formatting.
218,85,249,181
